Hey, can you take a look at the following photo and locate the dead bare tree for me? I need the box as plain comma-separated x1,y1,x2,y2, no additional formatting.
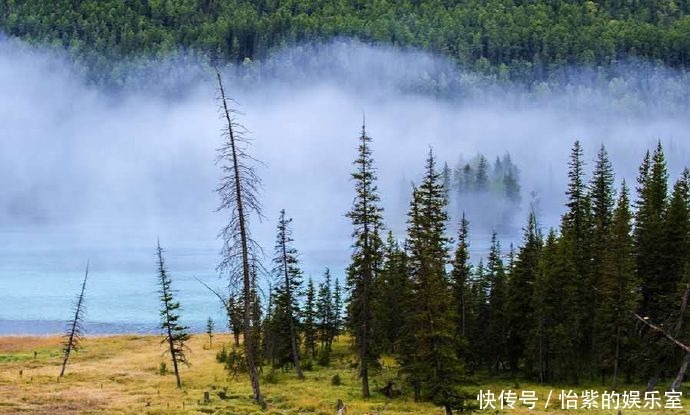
214,67,266,409
60,261,89,377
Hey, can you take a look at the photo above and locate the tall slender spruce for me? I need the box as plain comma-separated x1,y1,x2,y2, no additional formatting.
60,262,89,377
304,276,318,358
272,209,304,379
345,119,384,398
214,69,266,408
450,214,471,354
157,242,190,389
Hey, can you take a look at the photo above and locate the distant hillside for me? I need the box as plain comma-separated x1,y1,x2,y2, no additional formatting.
1,0,690,82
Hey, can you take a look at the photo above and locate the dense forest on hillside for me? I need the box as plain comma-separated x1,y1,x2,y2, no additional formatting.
2,0,690,82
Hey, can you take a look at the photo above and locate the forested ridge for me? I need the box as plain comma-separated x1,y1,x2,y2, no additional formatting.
2,0,690,82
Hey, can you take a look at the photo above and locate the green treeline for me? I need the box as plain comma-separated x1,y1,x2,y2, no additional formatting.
345,133,690,412
206,114,686,413
2,0,690,81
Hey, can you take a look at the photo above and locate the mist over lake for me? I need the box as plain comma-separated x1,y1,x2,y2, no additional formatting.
2,37,690,334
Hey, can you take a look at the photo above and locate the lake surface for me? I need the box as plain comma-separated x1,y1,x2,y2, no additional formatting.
0,222,249,335
0,216,511,335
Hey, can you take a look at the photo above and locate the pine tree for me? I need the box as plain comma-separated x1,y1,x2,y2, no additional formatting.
214,69,265,408
156,242,190,389
663,169,690,311
634,143,670,384
449,213,472,359
60,262,89,378
504,170,521,203
506,208,542,376
345,119,384,398
375,231,410,354
227,294,244,347
636,143,669,321
400,149,462,414
250,260,263,364
560,140,593,381
475,155,489,192
486,232,507,373
206,317,215,348
467,259,488,372
332,276,343,341
272,209,305,379
594,181,639,388
442,161,452,199
529,230,573,382
304,276,318,358
317,268,334,351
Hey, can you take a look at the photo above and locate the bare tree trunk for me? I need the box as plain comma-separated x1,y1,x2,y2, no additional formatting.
216,70,266,409
672,354,690,391
612,325,621,390
670,282,690,391
167,321,182,388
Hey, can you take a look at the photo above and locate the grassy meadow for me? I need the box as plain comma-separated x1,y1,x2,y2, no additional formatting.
0,334,688,414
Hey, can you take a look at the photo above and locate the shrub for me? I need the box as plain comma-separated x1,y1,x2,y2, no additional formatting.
264,369,279,384
331,373,342,386
216,345,227,363
158,362,167,375
302,359,314,371
317,349,331,367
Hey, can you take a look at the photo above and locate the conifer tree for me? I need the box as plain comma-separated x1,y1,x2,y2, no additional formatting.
450,213,471,347
442,161,452,199
594,181,639,388
634,143,671,384
317,268,334,351
332,276,343,341
506,209,542,376
375,231,410,354
400,150,462,414
272,209,305,379
156,242,190,389
206,317,215,348
663,169,690,309
249,261,264,364
636,144,669,321
304,276,318,358
560,140,593,380
530,230,573,382
504,170,521,202
345,119,384,398
475,155,489,192
227,294,244,347
467,259,488,372
60,262,89,378
214,69,265,407
589,145,616,287
486,232,507,373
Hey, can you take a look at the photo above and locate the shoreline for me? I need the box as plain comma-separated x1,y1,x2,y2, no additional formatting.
0,319,218,336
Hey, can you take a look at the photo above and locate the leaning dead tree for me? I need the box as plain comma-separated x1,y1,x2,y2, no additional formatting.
214,67,266,408
60,261,89,377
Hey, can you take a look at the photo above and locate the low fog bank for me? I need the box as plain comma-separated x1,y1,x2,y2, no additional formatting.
1,36,690,315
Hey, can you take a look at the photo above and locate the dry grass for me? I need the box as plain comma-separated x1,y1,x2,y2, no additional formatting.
0,334,688,414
